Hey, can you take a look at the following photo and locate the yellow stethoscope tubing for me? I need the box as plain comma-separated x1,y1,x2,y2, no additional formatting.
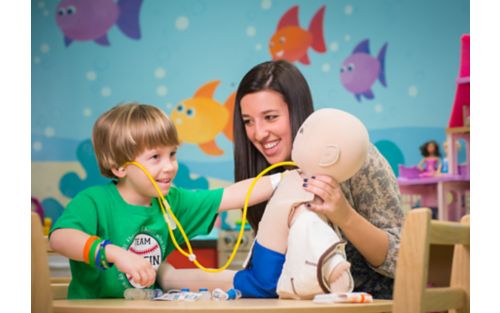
124,160,297,272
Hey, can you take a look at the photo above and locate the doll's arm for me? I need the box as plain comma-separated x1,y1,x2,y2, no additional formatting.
417,158,425,170
255,170,313,254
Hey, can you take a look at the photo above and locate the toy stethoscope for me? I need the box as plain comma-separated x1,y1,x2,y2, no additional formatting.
124,160,297,273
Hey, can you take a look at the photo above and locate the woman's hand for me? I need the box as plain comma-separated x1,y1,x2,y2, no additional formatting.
302,174,354,228
106,245,157,287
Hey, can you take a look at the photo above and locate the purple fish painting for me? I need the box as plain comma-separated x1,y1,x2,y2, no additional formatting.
55,0,143,47
340,39,388,102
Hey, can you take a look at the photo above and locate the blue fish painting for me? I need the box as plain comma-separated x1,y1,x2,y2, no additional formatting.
55,0,143,47
340,39,388,102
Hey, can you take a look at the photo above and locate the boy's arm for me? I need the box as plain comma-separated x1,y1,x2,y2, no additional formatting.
49,228,94,261
50,228,156,287
218,174,280,212
157,262,235,291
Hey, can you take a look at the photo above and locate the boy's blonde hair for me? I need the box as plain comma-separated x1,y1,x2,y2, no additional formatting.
92,103,179,178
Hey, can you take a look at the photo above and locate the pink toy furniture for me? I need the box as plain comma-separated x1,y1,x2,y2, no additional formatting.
446,34,470,179
398,166,469,221
448,34,470,129
398,34,470,222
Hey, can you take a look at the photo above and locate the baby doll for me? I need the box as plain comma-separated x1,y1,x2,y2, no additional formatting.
234,108,369,300
417,140,442,177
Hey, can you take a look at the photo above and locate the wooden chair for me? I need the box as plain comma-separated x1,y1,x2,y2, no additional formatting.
45,236,72,284
32,212,54,313
393,208,469,313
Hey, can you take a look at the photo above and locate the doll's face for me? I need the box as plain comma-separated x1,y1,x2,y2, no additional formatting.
427,143,436,154
291,109,369,182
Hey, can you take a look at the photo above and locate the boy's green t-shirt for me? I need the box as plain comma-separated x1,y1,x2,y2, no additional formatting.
50,182,222,299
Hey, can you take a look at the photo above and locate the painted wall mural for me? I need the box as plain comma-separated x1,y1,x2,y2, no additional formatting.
32,0,470,222
172,80,235,156
56,0,143,47
269,5,326,65
340,39,388,102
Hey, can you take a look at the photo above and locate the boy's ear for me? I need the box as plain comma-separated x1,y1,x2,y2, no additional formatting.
111,167,126,178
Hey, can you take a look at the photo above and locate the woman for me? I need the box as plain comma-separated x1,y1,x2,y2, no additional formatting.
232,60,403,299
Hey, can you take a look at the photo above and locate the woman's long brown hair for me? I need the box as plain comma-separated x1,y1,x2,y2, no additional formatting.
233,60,314,232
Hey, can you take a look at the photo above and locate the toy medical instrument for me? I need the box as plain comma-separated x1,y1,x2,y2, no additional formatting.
212,288,242,301
313,292,373,304
124,160,296,273
153,289,200,301
198,288,212,300
124,288,163,300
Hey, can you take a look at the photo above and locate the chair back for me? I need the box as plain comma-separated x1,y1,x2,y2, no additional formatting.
393,208,469,313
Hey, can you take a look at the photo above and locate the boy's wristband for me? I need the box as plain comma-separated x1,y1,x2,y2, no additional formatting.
88,238,103,268
83,235,99,264
96,240,114,270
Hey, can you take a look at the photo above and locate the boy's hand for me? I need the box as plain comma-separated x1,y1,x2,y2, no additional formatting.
106,245,157,287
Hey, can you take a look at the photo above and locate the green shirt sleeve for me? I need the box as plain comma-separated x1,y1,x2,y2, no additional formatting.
49,189,99,238
167,187,223,243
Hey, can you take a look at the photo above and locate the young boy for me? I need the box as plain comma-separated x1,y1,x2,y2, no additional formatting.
49,103,276,299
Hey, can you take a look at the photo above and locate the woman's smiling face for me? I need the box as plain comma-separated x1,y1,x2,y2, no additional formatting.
240,90,292,164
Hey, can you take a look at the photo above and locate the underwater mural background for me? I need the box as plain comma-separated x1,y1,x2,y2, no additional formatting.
32,0,469,222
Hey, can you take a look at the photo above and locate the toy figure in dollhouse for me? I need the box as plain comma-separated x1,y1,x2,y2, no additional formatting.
417,140,442,177
441,140,461,174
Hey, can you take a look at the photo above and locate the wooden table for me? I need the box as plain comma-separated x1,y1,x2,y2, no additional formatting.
53,298,392,313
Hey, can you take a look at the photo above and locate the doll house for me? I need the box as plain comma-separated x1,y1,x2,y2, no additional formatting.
398,34,470,221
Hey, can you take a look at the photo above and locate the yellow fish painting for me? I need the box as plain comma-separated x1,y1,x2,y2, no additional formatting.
171,80,235,156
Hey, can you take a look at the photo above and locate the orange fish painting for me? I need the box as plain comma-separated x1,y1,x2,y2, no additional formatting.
171,81,235,156
269,5,326,65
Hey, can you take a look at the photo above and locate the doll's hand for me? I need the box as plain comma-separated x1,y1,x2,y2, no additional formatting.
302,175,354,228
106,245,157,287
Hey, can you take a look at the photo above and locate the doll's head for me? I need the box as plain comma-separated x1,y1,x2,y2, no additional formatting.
420,140,441,158
291,108,369,182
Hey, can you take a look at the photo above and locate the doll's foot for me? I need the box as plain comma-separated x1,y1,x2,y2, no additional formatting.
328,261,352,293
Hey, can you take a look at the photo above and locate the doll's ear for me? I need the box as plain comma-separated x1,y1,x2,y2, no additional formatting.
319,145,340,167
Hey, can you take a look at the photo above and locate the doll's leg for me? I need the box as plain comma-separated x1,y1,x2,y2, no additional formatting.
290,205,354,293
233,240,285,298
234,194,293,297
320,236,354,293
327,261,353,292
237,173,308,298
157,262,235,291
232,198,290,297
